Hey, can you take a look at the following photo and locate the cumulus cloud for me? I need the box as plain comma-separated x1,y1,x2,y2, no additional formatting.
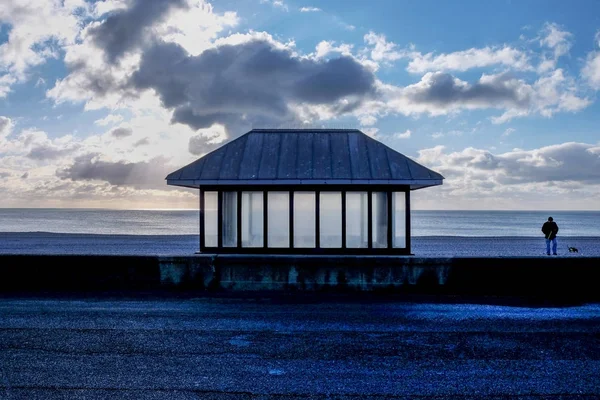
57,153,174,189
110,127,133,138
406,46,531,74
582,32,600,90
300,6,321,12
381,69,589,123
133,137,150,147
412,142,600,209
131,37,377,136
0,0,82,96
89,0,188,63
47,0,238,109
502,127,516,137
363,31,404,64
0,116,13,138
393,130,411,139
95,114,124,126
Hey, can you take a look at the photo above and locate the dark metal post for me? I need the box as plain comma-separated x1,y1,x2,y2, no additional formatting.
263,191,268,249
199,189,205,252
387,191,393,249
217,191,223,248
289,191,294,248
367,191,373,249
315,191,320,249
236,190,242,249
405,190,411,254
341,191,346,249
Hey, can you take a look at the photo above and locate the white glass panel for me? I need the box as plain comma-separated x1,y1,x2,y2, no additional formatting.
204,191,218,247
372,192,388,248
268,192,289,248
320,192,342,248
393,192,406,248
222,192,237,247
294,192,316,248
242,191,263,247
346,192,368,248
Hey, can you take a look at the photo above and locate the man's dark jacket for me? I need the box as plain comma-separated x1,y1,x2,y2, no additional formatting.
542,221,559,240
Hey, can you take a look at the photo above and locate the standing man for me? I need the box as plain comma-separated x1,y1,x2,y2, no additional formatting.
541,217,559,255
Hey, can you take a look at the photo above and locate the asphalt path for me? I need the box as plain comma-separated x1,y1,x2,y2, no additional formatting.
1,298,600,399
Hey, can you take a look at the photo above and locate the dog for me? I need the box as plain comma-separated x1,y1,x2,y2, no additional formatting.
568,246,579,253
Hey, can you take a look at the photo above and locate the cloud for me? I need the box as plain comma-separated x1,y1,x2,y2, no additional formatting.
133,137,150,147
110,127,133,138
582,32,600,90
88,0,188,63
540,22,573,60
313,41,353,59
381,69,590,123
412,142,600,209
261,0,288,11
131,37,377,136
363,31,403,64
0,116,13,138
502,127,516,137
57,153,175,189
0,0,82,96
20,172,28,179
393,129,411,139
300,6,321,12
0,172,11,178
406,46,531,74
47,0,238,109
95,114,124,126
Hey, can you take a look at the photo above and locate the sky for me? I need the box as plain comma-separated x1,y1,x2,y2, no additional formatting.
1,0,600,210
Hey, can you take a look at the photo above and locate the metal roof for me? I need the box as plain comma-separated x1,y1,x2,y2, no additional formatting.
166,129,444,190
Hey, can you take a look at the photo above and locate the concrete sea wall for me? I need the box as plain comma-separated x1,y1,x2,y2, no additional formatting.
1,255,599,301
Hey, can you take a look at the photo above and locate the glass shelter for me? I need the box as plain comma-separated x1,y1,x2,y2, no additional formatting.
166,129,444,255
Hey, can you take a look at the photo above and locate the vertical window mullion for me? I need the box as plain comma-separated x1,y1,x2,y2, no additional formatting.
341,191,347,249
217,191,223,248
387,191,393,249
367,190,373,249
263,191,268,249
199,189,205,252
236,190,242,249
289,191,294,249
315,190,320,249
405,189,411,253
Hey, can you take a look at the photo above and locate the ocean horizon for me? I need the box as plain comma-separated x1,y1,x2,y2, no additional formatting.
1,208,600,237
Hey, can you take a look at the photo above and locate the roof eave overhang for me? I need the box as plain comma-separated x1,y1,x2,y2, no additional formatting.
167,179,443,190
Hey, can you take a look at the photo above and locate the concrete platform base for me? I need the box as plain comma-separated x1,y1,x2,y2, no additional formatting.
1,255,599,302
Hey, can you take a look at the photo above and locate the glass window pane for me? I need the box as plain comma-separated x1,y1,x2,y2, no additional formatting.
372,192,388,248
268,192,289,248
294,192,315,248
222,192,237,247
242,192,263,247
346,192,368,248
204,191,218,247
320,192,342,248
393,192,406,248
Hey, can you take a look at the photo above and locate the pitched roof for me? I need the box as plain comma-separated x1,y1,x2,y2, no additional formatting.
166,129,443,190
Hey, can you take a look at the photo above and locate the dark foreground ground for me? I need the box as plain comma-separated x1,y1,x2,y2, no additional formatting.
1,298,600,399
1,232,600,256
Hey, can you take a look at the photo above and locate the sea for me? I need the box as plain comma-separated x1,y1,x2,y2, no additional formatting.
0,208,599,237
1,208,599,256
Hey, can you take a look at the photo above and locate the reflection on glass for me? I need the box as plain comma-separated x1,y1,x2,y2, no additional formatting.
372,192,388,248
346,192,368,248
204,191,218,247
294,192,316,248
242,191,263,247
222,192,237,247
393,192,406,248
268,192,289,247
320,192,342,248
